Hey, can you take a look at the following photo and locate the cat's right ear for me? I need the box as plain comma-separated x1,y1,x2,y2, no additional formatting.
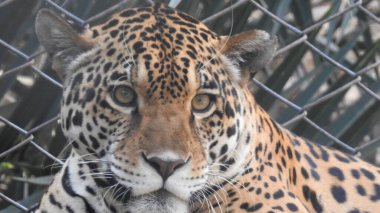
35,9,93,80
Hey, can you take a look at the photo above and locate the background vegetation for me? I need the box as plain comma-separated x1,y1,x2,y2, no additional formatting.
0,0,379,211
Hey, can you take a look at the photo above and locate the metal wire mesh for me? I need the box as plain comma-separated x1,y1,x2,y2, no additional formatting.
0,0,379,211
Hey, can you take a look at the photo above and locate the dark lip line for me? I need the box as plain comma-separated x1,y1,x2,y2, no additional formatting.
109,172,191,203
105,162,200,204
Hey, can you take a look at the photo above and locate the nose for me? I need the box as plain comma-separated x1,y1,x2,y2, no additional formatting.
142,154,187,181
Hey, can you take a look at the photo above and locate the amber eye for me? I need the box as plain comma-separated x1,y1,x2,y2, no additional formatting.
192,94,214,113
112,85,137,106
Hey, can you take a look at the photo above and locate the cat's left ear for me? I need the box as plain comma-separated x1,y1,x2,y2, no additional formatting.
219,30,277,85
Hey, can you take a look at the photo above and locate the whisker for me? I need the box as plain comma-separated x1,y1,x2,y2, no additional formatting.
203,183,225,212
202,190,215,213
207,172,251,195
102,183,118,201
207,181,230,212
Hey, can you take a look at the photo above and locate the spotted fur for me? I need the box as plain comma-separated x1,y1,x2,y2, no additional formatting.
34,4,380,213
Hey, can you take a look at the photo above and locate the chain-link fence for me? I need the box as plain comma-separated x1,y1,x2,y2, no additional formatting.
0,0,379,212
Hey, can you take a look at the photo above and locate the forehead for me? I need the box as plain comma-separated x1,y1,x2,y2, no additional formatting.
89,6,222,102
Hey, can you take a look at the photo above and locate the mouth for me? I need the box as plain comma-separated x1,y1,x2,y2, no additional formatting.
147,189,181,201
104,174,187,205
125,189,189,213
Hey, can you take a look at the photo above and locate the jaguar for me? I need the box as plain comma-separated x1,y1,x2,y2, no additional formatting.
34,2,380,213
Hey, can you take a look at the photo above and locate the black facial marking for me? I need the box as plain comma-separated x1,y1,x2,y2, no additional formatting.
334,153,350,163
356,184,366,196
120,9,137,17
72,111,83,127
226,125,236,137
328,167,345,181
302,185,323,213
331,185,346,203
304,154,317,168
360,168,375,181
49,194,62,209
102,19,119,30
240,202,263,212
351,169,360,179
62,167,97,212
224,102,235,118
273,189,284,199
370,184,380,201
286,146,293,159
220,144,228,156
103,62,112,73
286,203,299,212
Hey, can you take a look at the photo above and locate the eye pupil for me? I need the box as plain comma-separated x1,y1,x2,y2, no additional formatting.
120,88,131,98
192,94,213,113
113,85,136,106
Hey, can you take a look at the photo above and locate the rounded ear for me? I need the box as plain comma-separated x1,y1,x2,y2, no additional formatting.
219,30,277,85
35,9,93,80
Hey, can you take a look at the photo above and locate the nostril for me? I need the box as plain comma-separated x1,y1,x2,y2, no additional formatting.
142,153,188,181
185,155,192,164
148,159,161,172
142,153,161,171
172,160,185,171
173,156,190,171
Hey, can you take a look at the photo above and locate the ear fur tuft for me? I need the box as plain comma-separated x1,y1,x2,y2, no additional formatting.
35,9,93,80
220,30,277,85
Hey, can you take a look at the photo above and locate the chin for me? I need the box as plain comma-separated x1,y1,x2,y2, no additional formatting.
125,190,189,213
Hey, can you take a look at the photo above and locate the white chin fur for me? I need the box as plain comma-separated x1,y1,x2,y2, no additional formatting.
126,190,189,213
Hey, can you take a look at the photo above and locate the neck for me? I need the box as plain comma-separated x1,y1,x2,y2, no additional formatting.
245,99,299,187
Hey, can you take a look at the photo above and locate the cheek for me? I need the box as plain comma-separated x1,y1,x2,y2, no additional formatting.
194,106,224,140
111,134,142,166
194,113,224,162
196,112,242,166
61,105,86,140
62,92,132,155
